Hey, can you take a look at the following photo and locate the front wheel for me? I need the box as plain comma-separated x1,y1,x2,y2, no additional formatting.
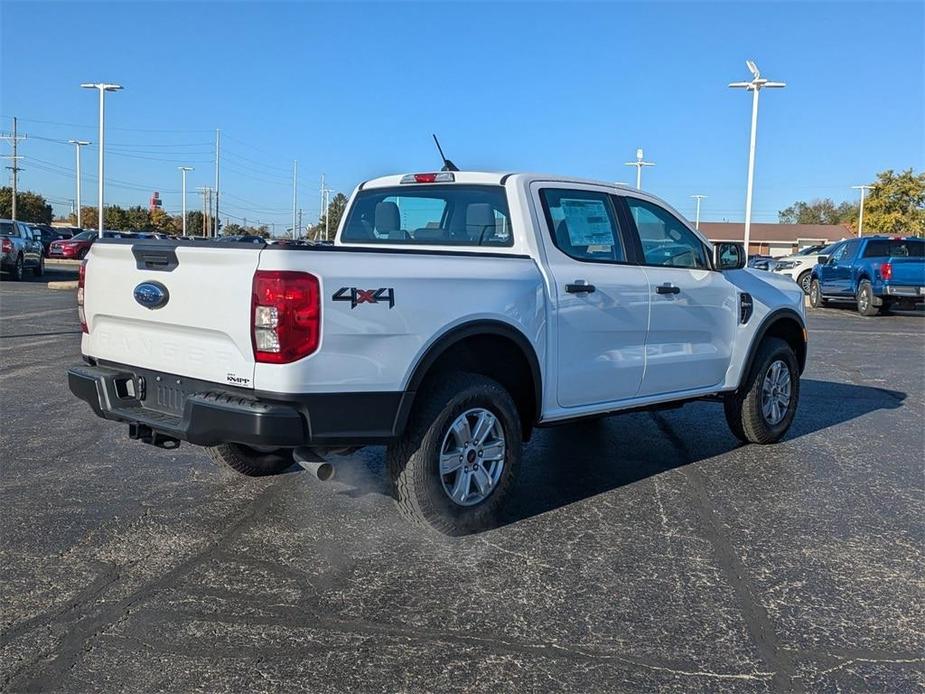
207,443,294,476
809,279,827,308
724,337,800,444
388,372,522,535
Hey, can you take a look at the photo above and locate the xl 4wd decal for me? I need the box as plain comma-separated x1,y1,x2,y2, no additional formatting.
333,287,395,309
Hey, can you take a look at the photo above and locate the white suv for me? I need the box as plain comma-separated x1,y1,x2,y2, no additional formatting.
771,242,842,294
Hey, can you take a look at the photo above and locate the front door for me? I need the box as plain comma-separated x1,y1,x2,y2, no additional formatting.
621,196,738,397
533,184,650,408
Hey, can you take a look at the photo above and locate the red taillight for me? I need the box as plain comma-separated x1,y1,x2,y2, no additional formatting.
881,262,892,281
251,270,320,364
1,238,11,254
77,259,88,333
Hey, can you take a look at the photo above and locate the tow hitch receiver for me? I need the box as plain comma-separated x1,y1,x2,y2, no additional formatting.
128,422,181,450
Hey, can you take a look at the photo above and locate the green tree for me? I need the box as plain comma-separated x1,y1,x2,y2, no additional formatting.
0,188,53,223
104,205,129,230
778,198,857,225
308,192,348,240
863,168,925,236
221,223,245,236
124,205,151,231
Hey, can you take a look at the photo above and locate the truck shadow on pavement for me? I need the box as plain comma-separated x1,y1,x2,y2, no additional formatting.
495,378,906,529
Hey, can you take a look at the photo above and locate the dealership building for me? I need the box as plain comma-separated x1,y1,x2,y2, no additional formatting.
699,222,851,257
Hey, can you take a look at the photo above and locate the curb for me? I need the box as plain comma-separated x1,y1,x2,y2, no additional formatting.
46,258,81,266
47,280,78,290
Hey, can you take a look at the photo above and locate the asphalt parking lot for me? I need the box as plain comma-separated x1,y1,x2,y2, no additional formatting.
1,280,922,693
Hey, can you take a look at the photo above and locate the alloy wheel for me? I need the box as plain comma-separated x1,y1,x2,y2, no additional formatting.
439,408,506,507
761,360,792,426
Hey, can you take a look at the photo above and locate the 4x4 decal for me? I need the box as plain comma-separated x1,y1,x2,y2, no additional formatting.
333,287,395,309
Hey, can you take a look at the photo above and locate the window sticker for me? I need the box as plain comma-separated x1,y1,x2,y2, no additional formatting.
560,199,613,247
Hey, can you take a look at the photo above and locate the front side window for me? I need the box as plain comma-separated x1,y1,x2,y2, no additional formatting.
624,197,709,269
341,185,512,247
539,189,626,263
828,242,848,264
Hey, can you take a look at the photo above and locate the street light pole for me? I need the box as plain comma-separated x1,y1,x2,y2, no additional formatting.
80,83,123,233
691,194,707,230
179,167,193,235
68,139,90,228
851,185,873,237
729,61,784,256
624,148,655,189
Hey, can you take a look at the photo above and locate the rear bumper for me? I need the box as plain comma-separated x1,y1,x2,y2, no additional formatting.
68,362,412,448
884,285,925,299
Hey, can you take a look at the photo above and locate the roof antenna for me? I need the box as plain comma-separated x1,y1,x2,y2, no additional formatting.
432,134,459,172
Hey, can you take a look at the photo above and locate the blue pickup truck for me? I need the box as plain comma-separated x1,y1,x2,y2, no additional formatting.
809,235,924,315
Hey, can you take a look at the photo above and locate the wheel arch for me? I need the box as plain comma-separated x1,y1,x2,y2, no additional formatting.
738,309,807,390
401,320,542,440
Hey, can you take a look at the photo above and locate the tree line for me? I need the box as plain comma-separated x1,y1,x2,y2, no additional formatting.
778,169,924,235
0,187,350,240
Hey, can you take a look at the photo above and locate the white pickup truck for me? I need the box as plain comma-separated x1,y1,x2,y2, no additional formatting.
69,171,807,534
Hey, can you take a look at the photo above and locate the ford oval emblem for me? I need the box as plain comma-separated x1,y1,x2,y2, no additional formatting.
133,281,169,310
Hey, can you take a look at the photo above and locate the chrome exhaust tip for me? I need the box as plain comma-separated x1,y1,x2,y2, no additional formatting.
293,446,334,481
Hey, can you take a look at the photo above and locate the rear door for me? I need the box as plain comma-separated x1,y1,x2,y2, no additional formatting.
621,195,737,397
531,183,650,407
83,240,262,388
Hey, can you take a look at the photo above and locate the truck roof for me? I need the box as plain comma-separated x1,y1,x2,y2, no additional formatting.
360,170,641,192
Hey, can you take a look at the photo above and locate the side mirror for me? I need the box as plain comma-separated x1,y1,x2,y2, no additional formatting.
713,242,746,270
817,255,829,265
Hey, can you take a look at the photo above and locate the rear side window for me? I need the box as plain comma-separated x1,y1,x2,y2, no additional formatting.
341,185,512,246
539,189,626,262
624,197,709,269
863,239,924,258
1,222,19,237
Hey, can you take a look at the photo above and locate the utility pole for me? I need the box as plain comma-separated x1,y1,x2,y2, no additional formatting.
323,186,333,239
68,139,90,227
297,208,302,240
851,185,873,237
690,194,707,230
319,173,326,236
214,129,220,236
624,148,654,190
292,160,298,243
729,61,785,256
178,167,193,235
197,187,209,236
1,117,26,220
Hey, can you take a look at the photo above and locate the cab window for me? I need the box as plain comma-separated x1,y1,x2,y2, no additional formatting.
539,189,626,263
624,197,709,269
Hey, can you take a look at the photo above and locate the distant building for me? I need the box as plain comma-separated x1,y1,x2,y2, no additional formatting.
149,192,163,212
699,222,851,257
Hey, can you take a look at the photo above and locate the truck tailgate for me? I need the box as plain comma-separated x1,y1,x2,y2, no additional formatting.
82,241,261,388
887,257,925,286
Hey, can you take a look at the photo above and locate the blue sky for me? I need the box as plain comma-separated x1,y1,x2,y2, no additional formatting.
2,1,923,230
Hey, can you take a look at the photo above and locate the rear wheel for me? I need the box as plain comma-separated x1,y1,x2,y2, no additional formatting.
388,372,522,535
809,279,827,308
724,337,800,444
797,270,812,295
77,247,88,260
33,255,44,277
11,255,24,281
207,444,294,476
856,280,878,317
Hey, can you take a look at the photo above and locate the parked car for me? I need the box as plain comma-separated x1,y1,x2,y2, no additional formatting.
771,242,842,294
68,170,807,534
810,235,925,315
29,224,74,256
48,230,98,259
747,254,777,271
1,219,45,280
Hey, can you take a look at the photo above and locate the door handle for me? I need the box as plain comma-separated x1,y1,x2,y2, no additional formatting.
656,284,680,295
565,282,596,294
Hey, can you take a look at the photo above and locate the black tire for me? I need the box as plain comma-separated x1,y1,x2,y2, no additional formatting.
11,255,24,281
724,337,800,445
878,299,892,315
206,443,294,476
33,255,44,277
856,280,878,317
809,279,827,308
797,270,812,295
387,372,522,536
77,247,88,260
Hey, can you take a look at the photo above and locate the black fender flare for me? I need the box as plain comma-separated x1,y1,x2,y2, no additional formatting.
402,319,543,421
738,308,807,390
